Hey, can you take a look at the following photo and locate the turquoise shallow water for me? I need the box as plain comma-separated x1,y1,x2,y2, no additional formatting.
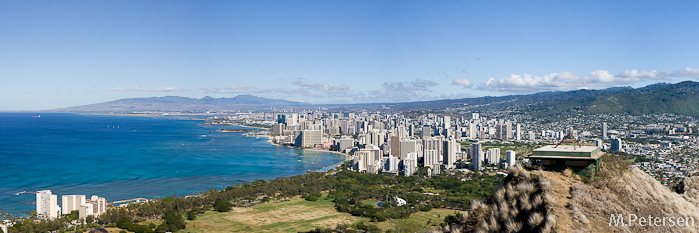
0,113,345,214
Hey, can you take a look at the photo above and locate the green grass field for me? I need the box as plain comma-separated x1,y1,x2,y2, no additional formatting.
178,194,459,232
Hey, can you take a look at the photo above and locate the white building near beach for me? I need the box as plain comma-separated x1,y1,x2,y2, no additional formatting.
36,190,60,219
62,195,86,215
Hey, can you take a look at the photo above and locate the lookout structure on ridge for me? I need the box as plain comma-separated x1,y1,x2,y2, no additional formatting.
528,132,605,178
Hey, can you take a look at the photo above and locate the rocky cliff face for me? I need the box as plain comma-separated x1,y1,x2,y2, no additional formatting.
440,160,699,233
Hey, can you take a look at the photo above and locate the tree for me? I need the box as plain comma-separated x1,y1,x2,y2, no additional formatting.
213,199,232,212
116,219,133,229
85,215,95,225
163,211,185,231
186,211,197,220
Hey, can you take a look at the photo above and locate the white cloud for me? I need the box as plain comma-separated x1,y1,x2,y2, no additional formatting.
617,69,666,80
452,78,473,88
477,68,698,93
110,87,183,92
668,67,699,78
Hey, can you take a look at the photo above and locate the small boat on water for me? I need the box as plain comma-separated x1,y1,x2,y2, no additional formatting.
32,115,41,118
15,191,26,195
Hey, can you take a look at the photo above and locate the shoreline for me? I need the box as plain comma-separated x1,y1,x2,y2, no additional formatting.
252,134,353,165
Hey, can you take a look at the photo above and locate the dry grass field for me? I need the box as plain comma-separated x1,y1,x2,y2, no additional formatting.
178,193,456,232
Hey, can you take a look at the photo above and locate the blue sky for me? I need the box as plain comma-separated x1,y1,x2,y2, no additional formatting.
1,1,699,110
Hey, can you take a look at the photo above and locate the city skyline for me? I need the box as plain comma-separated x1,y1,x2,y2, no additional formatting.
2,1,699,110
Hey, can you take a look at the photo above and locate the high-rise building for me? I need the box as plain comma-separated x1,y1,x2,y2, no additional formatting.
487,148,500,165
468,122,477,139
403,157,417,177
369,129,384,146
353,151,367,172
272,123,284,136
278,113,298,126
611,138,622,151
471,113,479,120
366,149,382,166
337,138,354,151
506,150,516,167
384,156,399,172
443,139,458,169
79,203,93,220
89,195,107,216
390,135,401,157
297,130,322,147
420,126,432,139
423,138,443,159
516,124,521,141
399,140,417,160
496,122,512,140
62,195,86,215
528,131,536,141
36,190,60,219
602,122,608,140
470,144,482,170
424,150,440,167
443,116,451,130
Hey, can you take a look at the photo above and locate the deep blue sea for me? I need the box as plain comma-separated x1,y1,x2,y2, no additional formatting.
0,113,345,214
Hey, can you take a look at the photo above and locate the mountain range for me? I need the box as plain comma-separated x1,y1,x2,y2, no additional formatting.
59,81,699,117
57,94,306,112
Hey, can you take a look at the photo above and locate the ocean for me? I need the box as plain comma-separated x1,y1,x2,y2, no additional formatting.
0,113,346,214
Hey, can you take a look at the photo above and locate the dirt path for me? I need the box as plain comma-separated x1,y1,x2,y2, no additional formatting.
542,171,616,233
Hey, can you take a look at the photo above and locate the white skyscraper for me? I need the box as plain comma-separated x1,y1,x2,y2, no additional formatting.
94,196,107,216
79,203,94,220
424,150,440,167
487,148,500,165
443,116,451,129
403,157,417,177
62,195,86,215
36,190,60,219
443,139,458,169
506,150,516,167
516,124,521,141
384,156,399,172
353,152,367,172
468,122,477,139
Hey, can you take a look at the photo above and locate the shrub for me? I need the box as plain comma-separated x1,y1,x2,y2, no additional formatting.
305,193,322,201
186,211,197,220
116,219,133,229
213,199,233,212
